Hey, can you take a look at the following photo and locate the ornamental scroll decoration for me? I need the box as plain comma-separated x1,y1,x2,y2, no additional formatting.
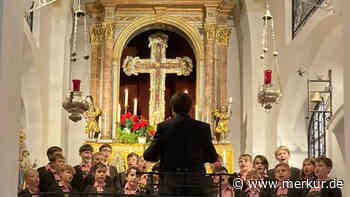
216,26,231,46
103,23,117,41
89,24,104,45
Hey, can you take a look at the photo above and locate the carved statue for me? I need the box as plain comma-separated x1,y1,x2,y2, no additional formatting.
111,152,126,173
84,96,102,140
212,104,232,144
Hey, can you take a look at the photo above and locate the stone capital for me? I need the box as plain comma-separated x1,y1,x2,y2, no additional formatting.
89,24,104,45
103,23,116,41
204,23,216,41
216,26,231,46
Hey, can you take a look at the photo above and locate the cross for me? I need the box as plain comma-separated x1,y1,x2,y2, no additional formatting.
122,32,193,126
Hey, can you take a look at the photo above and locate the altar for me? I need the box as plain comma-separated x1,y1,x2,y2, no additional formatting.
88,142,234,173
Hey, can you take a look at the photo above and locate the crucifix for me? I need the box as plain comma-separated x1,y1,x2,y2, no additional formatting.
122,32,193,126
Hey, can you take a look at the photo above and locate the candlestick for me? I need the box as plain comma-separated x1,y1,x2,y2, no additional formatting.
195,105,198,120
133,98,137,115
125,89,128,106
117,104,121,123
223,150,226,166
104,112,107,137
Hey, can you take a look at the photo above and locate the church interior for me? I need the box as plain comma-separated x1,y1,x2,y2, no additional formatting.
0,0,349,196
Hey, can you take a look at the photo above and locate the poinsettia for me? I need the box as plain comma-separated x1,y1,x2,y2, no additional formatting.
119,112,156,138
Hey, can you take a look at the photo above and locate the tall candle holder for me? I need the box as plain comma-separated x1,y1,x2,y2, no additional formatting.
124,105,128,114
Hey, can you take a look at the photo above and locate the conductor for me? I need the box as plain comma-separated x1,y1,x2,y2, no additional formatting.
144,92,219,196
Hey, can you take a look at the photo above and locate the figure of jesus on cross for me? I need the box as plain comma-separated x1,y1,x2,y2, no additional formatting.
122,32,193,126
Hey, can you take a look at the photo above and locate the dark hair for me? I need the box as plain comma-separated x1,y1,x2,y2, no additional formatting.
275,162,290,170
52,153,65,162
315,156,332,169
99,143,112,152
47,146,63,161
301,158,316,179
213,166,228,174
239,154,253,162
126,166,139,176
170,92,192,114
91,162,107,175
127,152,139,160
79,144,94,153
253,155,269,170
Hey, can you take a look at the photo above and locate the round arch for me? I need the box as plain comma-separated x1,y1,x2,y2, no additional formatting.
112,15,204,119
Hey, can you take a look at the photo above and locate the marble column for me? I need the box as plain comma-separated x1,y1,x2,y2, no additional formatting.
101,22,115,139
216,25,231,106
204,23,216,125
89,24,103,107
0,0,23,196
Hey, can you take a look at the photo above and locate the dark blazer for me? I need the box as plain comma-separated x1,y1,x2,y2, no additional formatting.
84,184,115,197
143,113,219,196
304,179,342,197
18,189,34,197
71,165,85,192
47,183,79,197
81,171,123,193
144,113,218,171
37,166,58,192
268,167,301,180
259,185,304,197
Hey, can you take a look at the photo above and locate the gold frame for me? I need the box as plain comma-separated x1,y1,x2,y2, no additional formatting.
113,15,204,123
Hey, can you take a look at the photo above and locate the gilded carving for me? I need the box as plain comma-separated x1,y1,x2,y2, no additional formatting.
103,23,117,41
216,26,231,46
89,24,104,45
204,23,216,41
121,32,193,126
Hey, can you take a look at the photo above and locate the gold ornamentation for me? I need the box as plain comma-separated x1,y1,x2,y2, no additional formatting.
216,26,231,46
84,96,102,140
113,15,204,123
89,24,104,45
103,23,116,41
204,23,216,41
212,105,232,144
122,32,194,126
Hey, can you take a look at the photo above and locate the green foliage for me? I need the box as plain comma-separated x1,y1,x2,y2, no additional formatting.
116,127,138,144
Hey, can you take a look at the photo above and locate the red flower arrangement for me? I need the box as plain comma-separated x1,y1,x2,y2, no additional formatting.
120,112,156,138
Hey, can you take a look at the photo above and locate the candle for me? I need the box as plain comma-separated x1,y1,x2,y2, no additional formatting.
195,105,198,120
184,89,188,94
104,112,107,137
229,97,232,103
117,104,121,123
133,98,137,115
125,89,128,106
223,151,226,166
264,69,272,84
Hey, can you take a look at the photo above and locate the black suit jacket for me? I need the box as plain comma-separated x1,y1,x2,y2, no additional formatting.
143,114,218,196
37,166,58,193
144,114,218,172
304,179,342,197
47,183,79,197
84,184,115,197
260,185,304,197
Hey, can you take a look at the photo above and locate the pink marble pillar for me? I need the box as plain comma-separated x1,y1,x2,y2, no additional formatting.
101,23,115,139
204,23,216,124
216,26,231,106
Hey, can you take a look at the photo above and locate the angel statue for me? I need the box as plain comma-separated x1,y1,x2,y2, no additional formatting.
212,104,232,144
84,96,102,140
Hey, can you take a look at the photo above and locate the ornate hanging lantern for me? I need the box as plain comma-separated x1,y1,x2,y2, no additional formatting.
257,0,282,112
62,79,89,122
71,0,89,62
